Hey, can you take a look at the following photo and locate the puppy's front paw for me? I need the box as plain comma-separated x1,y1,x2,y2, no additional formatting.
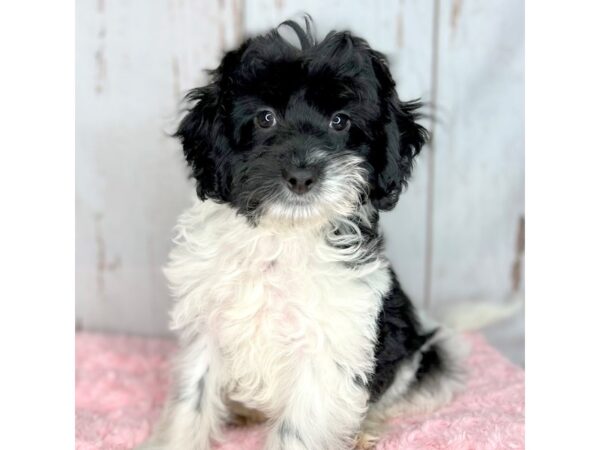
354,431,379,450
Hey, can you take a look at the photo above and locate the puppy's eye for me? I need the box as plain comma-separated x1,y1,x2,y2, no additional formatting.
329,113,350,131
255,110,277,128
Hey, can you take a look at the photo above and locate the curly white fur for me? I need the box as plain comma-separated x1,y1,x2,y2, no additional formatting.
139,198,394,450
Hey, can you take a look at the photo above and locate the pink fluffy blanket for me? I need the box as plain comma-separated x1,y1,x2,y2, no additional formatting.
76,332,524,450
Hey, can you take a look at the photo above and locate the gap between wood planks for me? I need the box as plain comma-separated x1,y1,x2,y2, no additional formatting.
423,0,441,311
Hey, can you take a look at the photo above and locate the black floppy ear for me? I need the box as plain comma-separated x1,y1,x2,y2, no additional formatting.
175,81,233,202
175,45,248,201
369,53,429,211
176,83,221,200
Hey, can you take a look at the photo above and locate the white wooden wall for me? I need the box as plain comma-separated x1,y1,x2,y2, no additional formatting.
76,0,524,364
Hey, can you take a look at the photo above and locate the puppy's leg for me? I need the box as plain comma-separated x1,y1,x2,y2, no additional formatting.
362,330,466,438
264,360,369,450
138,337,226,450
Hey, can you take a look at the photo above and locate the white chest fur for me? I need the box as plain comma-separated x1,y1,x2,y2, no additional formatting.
165,200,391,411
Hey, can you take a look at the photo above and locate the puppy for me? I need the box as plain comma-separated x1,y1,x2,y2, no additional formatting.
140,18,463,450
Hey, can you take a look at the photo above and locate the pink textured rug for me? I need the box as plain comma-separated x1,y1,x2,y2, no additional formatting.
76,332,524,450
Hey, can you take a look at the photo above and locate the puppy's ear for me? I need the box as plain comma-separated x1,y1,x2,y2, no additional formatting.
175,48,244,201
176,83,222,200
369,52,429,211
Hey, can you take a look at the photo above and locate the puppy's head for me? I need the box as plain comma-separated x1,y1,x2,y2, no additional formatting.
176,19,428,225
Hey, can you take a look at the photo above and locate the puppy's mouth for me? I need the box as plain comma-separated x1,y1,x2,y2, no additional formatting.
262,154,369,225
232,149,368,225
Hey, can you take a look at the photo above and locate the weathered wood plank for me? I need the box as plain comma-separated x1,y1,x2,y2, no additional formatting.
428,0,525,309
76,0,243,335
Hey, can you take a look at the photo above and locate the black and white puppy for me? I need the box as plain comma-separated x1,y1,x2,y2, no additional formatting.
141,19,463,450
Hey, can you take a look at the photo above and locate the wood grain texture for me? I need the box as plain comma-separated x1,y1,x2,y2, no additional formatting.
76,0,244,335
428,0,524,307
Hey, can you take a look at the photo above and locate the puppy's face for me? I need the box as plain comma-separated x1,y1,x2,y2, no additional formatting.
177,22,428,225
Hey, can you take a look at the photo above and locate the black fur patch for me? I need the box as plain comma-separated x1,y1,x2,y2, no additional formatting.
415,342,445,382
366,271,442,403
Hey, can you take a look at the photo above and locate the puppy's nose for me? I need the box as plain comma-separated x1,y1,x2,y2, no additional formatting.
283,168,316,195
